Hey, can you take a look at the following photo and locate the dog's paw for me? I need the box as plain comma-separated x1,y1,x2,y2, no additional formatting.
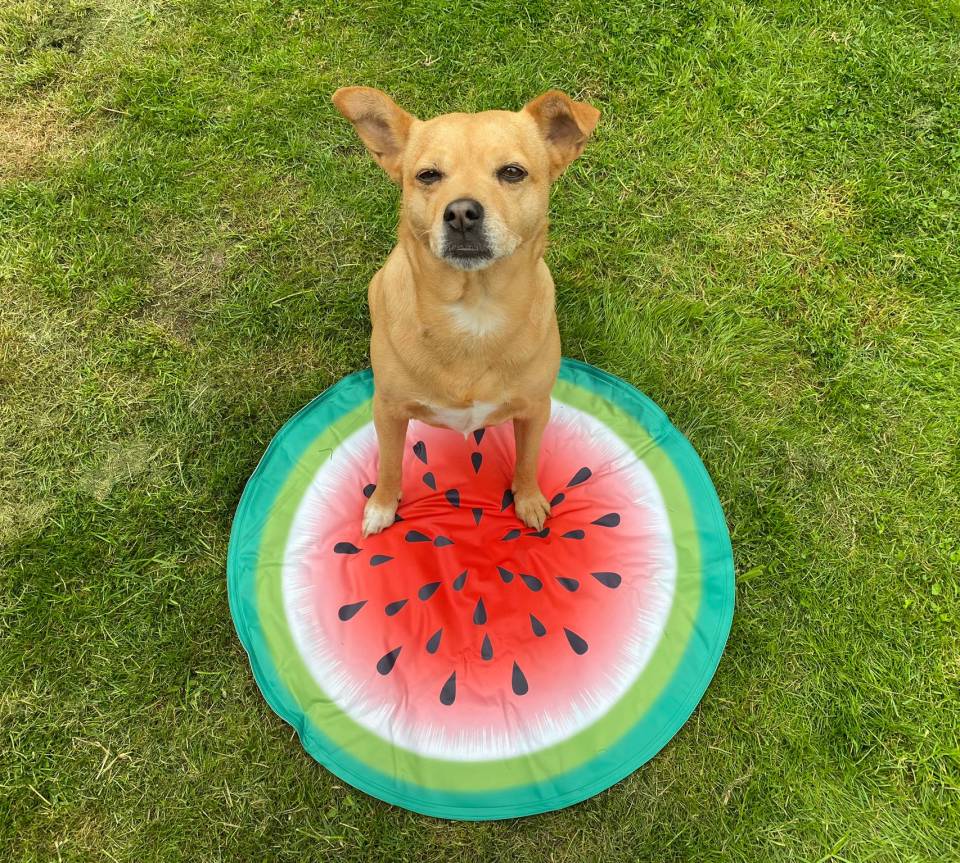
513,487,551,531
362,495,398,537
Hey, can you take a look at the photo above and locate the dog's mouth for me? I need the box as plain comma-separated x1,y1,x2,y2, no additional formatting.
447,244,490,258
430,216,520,272
441,239,494,269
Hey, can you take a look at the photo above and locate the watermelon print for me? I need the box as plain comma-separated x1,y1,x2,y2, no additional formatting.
228,359,734,820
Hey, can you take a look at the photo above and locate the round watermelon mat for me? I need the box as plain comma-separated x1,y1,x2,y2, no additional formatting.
227,359,734,820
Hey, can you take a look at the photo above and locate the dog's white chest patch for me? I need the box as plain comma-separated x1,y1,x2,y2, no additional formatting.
448,299,502,338
425,401,499,436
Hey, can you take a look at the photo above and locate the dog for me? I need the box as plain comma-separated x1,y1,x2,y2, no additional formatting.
332,87,599,537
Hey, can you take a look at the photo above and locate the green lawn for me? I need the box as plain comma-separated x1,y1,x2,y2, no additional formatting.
2,0,959,859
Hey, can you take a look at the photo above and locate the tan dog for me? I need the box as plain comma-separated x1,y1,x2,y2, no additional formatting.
332,87,599,537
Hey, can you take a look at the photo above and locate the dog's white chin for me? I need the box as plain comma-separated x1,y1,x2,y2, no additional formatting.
428,218,521,272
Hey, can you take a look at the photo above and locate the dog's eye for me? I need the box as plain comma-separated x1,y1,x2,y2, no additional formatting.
498,164,527,183
416,168,442,185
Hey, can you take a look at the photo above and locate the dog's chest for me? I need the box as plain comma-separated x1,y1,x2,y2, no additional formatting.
448,297,502,338
423,401,499,435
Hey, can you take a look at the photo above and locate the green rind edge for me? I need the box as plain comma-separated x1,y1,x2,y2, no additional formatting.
227,359,734,820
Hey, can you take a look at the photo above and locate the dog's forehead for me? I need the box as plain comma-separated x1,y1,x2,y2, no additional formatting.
409,110,543,165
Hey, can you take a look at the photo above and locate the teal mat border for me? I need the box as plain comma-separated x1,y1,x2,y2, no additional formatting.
227,359,735,820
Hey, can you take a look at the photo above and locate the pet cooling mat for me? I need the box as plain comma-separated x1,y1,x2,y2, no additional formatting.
228,359,734,820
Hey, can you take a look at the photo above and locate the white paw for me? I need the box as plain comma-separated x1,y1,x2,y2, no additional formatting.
362,499,397,537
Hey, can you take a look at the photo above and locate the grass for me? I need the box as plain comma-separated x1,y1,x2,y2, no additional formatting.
2,0,959,859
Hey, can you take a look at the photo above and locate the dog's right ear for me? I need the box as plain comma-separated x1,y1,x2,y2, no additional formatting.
332,87,416,183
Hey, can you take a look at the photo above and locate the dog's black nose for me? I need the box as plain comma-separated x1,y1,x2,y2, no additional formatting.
443,198,484,233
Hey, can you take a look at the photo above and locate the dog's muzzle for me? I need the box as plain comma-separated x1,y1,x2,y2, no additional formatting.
441,197,493,269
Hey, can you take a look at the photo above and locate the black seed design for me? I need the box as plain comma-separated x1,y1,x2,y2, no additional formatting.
564,628,589,655
591,571,622,588
418,581,441,601
385,599,408,616
377,647,401,675
592,512,621,527
520,573,542,592
439,671,456,705
405,530,430,542
473,598,487,625
394,513,404,522
473,428,485,444
512,662,529,696
338,600,367,621
359,449,605,701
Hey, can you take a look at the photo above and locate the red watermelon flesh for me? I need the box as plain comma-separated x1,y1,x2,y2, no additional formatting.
286,407,673,758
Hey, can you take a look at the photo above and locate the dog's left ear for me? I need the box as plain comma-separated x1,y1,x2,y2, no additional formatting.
523,90,600,180
332,87,416,183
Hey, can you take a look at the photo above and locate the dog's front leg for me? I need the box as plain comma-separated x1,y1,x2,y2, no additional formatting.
362,398,408,537
511,398,552,530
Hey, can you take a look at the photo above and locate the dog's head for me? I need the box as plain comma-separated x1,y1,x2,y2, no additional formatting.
332,88,599,271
